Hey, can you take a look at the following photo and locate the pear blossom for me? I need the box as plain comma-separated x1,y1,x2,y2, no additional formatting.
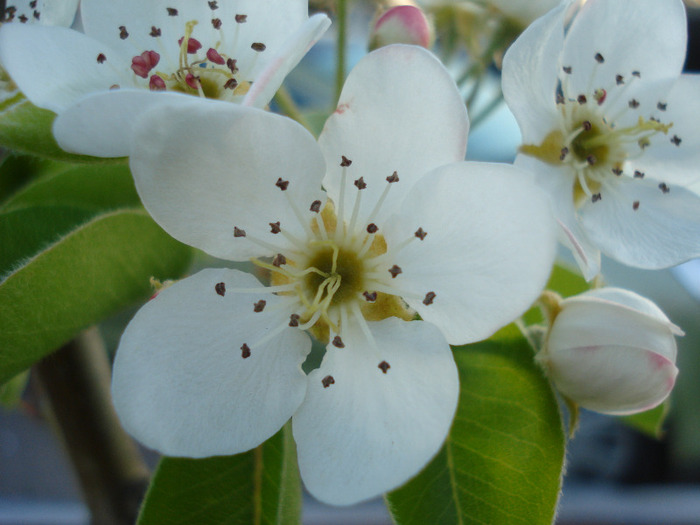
503,0,700,280
110,45,557,505
537,288,681,415
0,0,330,155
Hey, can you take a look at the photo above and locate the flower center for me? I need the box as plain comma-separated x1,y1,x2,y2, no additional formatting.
304,244,365,308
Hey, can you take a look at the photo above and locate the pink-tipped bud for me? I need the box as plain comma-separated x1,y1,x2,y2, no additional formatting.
178,36,202,54
131,50,160,78
537,288,682,415
206,47,226,65
369,5,433,51
149,74,166,91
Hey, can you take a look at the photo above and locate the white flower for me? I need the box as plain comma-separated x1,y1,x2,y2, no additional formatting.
503,0,700,280
1,1,79,27
537,287,681,415
110,45,557,505
0,0,329,154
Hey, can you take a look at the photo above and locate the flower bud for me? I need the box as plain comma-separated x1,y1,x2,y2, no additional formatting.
537,288,681,415
369,5,433,51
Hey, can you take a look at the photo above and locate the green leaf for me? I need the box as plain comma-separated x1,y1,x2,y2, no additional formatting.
620,401,670,439
138,423,302,525
386,331,565,525
0,94,120,164
1,161,138,212
0,209,192,383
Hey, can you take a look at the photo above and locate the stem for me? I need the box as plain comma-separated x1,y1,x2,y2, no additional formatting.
273,87,313,134
35,327,150,525
334,0,348,105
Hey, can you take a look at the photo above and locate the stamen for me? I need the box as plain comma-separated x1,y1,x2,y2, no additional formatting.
215,282,226,296
241,343,251,358
422,291,436,305
332,335,345,348
388,265,402,278
378,361,391,374
253,300,266,312
322,375,335,388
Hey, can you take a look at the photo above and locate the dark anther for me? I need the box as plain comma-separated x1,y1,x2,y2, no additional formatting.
211,18,222,29
363,291,377,302
612,166,623,176
235,14,248,23
378,361,391,374
289,314,300,327
577,95,587,105
591,193,602,203
241,343,251,359
275,178,289,191
215,282,226,296
659,182,670,194
322,375,335,388
253,300,266,312
340,155,352,167
354,177,367,190
33,10,39,20
119,26,129,39
632,71,641,78
616,74,624,85
556,93,565,105
633,170,645,179
415,227,427,240
386,171,399,183
332,336,345,348
208,1,219,9
628,99,640,109
423,291,436,305
310,200,322,213
150,26,162,37
366,223,378,234
582,120,592,131
251,42,266,52
594,88,607,105
224,78,238,90
633,201,640,211
30,1,38,7
657,102,667,111
96,53,106,64
671,135,682,146
269,221,281,234
586,155,597,165
594,52,605,63
388,265,402,278
233,226,246,237
18,14,28,23
559,147,569,161
166,7,178,16
227,58,238,72
563,66,572,74
272,254,287,267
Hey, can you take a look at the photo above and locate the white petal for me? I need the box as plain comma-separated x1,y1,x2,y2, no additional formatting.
319,45,468,226
0,24,130,112
6,0,79,26
501,5,564,144
629,74,700,187
293,318,458,505
243,13,331,108
581,179,700,269
546,344,677,415
383,161,557,345
112,268,311,457
53,90,192,157
128,98,326,260
515,155,601,279
561,0,686,98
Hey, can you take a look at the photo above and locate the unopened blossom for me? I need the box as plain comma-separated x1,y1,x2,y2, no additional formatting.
503,0,700,279
537,288,681,415
111,45,557,505
369,5,433,50
0,0,330,156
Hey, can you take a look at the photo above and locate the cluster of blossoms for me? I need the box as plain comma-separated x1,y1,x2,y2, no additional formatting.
0,0,695,508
